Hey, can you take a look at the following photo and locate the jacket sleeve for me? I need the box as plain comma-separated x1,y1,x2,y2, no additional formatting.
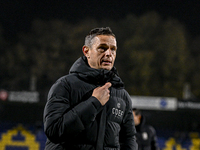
43,78,102,143
120,91,138,150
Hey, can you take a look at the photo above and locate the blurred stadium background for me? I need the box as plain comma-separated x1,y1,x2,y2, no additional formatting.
0,92,200,149
1,1,200,149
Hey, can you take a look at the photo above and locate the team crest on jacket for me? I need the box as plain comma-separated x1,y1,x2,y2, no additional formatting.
117,103,120,108
112,103,124,117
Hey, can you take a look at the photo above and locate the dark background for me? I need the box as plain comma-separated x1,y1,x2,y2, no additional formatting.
1,0,200,40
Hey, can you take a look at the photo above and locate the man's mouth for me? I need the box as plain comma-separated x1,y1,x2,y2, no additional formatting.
102,60,112,64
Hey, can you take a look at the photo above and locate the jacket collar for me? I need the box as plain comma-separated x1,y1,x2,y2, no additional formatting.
69,56,124,88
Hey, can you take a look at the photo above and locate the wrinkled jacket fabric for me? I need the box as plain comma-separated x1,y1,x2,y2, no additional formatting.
43,56,138,150
135,116,159,150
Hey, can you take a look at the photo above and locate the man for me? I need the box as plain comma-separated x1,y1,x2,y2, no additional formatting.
43,27,138,150
132,108,159,150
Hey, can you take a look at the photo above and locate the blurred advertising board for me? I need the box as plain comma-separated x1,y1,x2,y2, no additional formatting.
178,100,200,110
131,96,177,111
8,91,39,103
131,96,200,111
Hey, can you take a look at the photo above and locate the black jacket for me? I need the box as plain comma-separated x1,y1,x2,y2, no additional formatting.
135,116,159,150
43,56,138,150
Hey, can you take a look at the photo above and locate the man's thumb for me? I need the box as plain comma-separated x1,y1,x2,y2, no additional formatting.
103,82,112,89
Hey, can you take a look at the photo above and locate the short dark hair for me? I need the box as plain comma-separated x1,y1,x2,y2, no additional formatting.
132,108,141,116
84,27,116,48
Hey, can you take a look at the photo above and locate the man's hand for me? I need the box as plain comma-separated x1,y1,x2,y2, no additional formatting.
92,82,112,106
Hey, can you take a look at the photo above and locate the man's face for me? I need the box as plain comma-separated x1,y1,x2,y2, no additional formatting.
133,111,141,126
83,35,117,70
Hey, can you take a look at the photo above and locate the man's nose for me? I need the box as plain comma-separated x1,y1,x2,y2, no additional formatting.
105,49,112,56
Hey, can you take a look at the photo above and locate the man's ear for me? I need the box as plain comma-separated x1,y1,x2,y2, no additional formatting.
82,45,90,58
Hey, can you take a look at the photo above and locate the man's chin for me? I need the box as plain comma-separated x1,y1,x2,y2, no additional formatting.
102,66,112,71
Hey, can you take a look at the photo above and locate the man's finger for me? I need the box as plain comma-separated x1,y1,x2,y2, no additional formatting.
102,82,112,89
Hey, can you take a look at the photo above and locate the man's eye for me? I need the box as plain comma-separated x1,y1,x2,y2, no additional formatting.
99,48,106,52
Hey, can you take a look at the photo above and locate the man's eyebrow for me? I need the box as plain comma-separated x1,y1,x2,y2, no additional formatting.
98,44,117,48
98,44,108,47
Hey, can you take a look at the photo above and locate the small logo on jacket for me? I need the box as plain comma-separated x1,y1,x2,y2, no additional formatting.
117,103,121,108
112,103,123,117
142,132,148,140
